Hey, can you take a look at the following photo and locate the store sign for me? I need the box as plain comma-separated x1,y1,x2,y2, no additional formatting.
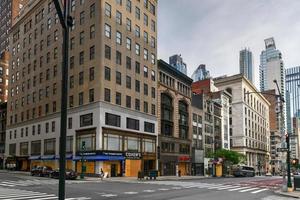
76,151,124,156
125,152,141,160
178,156,190,162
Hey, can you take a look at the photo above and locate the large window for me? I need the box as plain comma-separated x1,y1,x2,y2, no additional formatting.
127,118,139,130
124,136,140,151
103,133,122,151
143,138,155,153
161,93,173,136
80,113,93,127
105,113,121,127
31,140,41,155
9,144,16,156
44,138,56,155
20,142,28,156
76,130,96,151
179,101,189,139
144,122,155,133
66,136,73,153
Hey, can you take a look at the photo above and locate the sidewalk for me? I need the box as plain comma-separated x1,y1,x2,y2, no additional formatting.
274,190,300,198
0,169,30,175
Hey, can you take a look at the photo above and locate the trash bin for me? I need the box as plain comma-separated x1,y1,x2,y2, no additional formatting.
138,171,144,180
294,175,300,191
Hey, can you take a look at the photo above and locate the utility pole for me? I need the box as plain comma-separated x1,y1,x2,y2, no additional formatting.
273,79,292,190
53,0,72,199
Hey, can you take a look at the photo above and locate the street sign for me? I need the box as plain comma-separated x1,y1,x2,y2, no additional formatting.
277,148,288,152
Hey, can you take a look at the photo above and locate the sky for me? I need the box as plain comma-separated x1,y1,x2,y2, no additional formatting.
157,0,300,87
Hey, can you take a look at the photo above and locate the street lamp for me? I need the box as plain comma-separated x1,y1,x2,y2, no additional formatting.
53,0,73,199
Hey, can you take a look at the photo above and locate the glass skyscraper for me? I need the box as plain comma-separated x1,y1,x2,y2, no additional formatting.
169,54,187,75
191,64,210,82
286,66,300,117
239,48,253,83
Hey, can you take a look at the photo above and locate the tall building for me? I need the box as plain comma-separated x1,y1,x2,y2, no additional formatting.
6,0,158,176
0,0,28,53
191,64,210,82
169,54,187,75
291,117,300,160
0,52,9,103
214,74,270,172
239,48,253,83
158,59,193,176
0,102,7,168
286,66,300,117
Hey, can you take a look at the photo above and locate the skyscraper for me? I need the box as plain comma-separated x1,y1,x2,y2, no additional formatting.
191,64,210,82
169,54,187,75
239,48,253,83
286,66,300,117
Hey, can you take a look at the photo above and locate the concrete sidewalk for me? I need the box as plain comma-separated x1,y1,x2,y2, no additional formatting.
274,190,300,198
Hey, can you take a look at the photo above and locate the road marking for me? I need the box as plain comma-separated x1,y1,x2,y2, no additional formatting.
2,194,57,200
251,188,268,193
171,187,182,190
228,187,250,191
65,198,91,200
124,191,138,194
158,188,169,191
239,187,259,192
217,185,241,190
143,190,155,193
30,197,58,200
101,194,118,197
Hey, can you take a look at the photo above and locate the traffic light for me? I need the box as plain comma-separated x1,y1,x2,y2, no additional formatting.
82,141,86,151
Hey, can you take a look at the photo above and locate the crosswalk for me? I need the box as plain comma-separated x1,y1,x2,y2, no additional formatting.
0,179,59,187
140,181,270,194
0,187,91,200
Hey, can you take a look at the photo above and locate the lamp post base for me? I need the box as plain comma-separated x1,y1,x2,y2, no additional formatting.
287,187,294,192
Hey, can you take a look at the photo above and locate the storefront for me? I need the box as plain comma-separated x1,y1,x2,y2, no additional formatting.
178,156,191,176
5,156,30,171
159,155,177,176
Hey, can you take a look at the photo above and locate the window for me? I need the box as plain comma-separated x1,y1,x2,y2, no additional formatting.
76,131,96,151
116,92,121,105
31,141,41,155
44,138,56,155
105,66,111,81
71,0,75,11
103,133,122,151
144,14,148,26
89,88,94,102
144,83,148,95
89,67,94,81
151,104,155,115
151,20,156,32
127,118,139,130
144,0,148,8
53,101,57,112
116,0,122,5
80,113,93,127
90,46,95,60
80,31,84,45
79,92,84,105
135,99,140,111
126,0,132,12
144,31,148,43
179,101,188,139
116,71,122,85
116,31,122,45
126,96,131,108
126,18,131,31
105,24,111,38
52,121,55,132
144,66,148,77
105,45,111,59
151,54,156,64
144,101,148,113
135,80,140,92
151,70,156,81
105,113,121,127
79,72,84,85
20,142,28,155
90,25,95,39
135,62,140,73
144,122,155,133
135,25,140,37
66,136,73,153
161,93,173,136
126,56,131,69
151,36,155,48
150,2,155,15
105,88,111,102
124,137,140,151
116,11,122,24
116,51,122,65
126,76,131,89
126,38,131,50
47,18,52,29
79,51,84,65
105,3,111,17
80,11,85,24
70,37,75,49
143,138,155,153
151,87,155,98
144,48,148,60
135,7,140,19
90,3,95,18
69,95,74,107
135,43,140,55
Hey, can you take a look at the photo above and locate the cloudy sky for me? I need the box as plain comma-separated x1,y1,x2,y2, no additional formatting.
157,0,300,87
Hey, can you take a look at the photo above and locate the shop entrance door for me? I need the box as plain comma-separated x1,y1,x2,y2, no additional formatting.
111,164,117,177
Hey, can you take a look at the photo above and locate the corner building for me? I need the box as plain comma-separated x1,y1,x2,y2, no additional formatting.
158,60,193,176
6,0,158,177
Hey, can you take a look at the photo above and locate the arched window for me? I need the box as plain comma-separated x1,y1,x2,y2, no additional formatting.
161,93,173,136
179,100,188,139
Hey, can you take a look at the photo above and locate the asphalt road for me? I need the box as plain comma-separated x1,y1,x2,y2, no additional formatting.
0,171,291,200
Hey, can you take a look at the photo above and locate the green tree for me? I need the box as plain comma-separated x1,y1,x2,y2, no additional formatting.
212,149,245,164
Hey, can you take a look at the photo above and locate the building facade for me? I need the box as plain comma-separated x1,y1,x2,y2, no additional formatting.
0,52,9,103
191,64,210,82
169,54,187,75
286,66,300,117
214,74,270,173
6,0,158,177
0,102,7,168
291,117,300,160
239,48,253,83
0,0,28,53
158,59,193,176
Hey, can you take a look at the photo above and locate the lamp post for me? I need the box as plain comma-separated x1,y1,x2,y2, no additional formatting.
53,0,72,199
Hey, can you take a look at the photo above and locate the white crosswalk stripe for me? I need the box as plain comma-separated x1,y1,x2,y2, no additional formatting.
0,187,91,200
0,179,59,187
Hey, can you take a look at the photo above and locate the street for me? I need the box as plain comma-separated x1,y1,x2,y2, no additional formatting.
0,171,292,200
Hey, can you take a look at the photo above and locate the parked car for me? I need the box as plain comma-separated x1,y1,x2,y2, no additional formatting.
31,166,53,177
50,169,78,180
232,165,255,177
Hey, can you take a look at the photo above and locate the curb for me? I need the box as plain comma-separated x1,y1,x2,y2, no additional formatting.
274,190,300,198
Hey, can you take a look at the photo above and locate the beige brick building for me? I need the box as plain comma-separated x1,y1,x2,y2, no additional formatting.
6,0,158,177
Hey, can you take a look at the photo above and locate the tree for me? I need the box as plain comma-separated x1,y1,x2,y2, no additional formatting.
212,149,245,164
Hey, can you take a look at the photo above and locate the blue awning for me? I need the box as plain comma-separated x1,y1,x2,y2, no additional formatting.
55,154,73,160
41,155,56,160
73,155,124,161
29,156,41,160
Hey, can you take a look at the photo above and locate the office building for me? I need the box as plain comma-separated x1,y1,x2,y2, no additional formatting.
239,48,253,83
158,59,193,176
191,64,210,82
286,66,300,117
6,0,158,177
291,117,300,160
214,74,270,173
169,54,187,75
